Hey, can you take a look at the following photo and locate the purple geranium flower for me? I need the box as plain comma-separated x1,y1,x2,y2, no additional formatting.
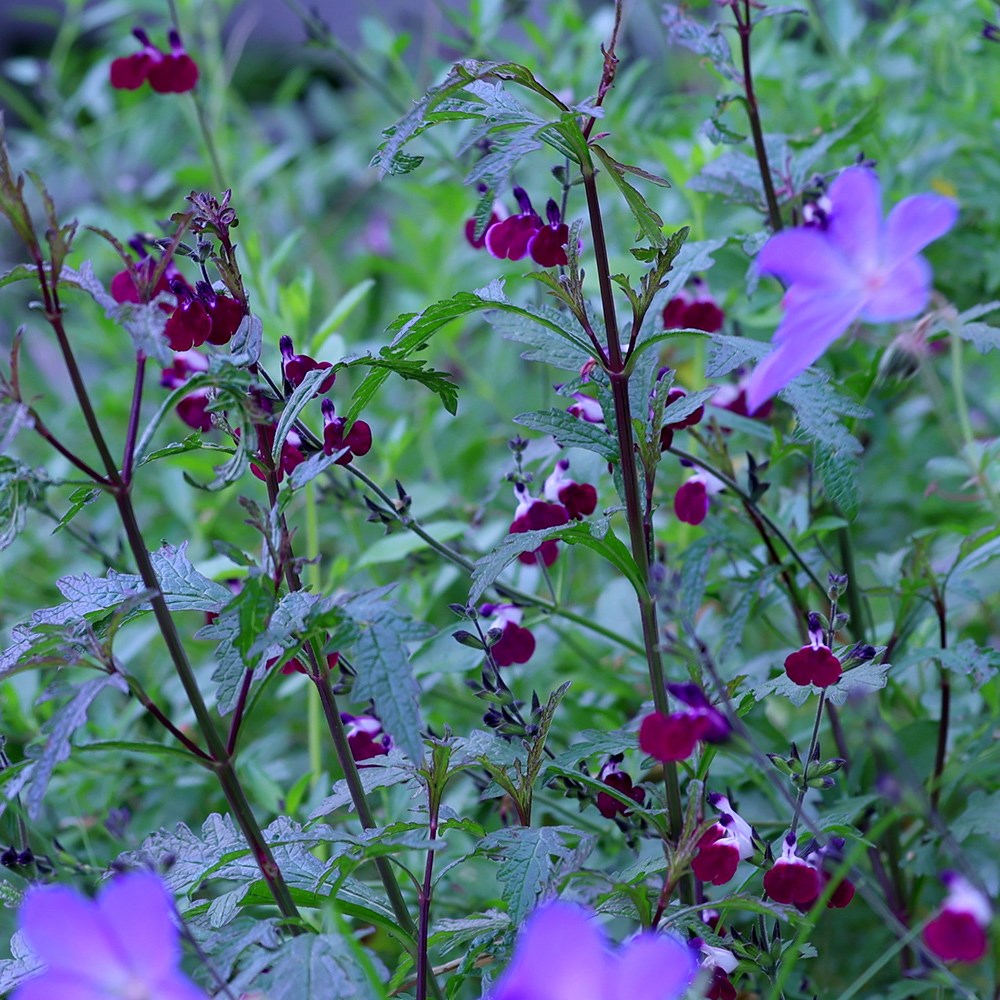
745,166,957,414
488,901,697,1000
13,870,206,1000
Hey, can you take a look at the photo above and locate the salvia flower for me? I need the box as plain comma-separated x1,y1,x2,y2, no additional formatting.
268,651,340,677
662,277,725,333
638,683,730,763
488,901,698,1000
485,187,542,261
923,872,992,963
163,280,244,351
695,940,739,1000
321,399,372,465
763,833,823,907
110,28,199,94
784,633,843,688
13,870,206,1000
111,242,177,307
746,165,958,413
802,842,856,911
543,459,598,520
160,350,211,432
658,380,706,452
247,423,306,484
465,211,501,249
567,391,605,424
674,475,711,526
527,199,571,268
595,754,646,819
279,335,335,395
481,603,536,667
341,712,392,762
509,482,570,567
692,793,754,886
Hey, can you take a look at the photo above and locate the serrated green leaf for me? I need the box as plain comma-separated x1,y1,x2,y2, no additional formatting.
339,588,432,763
513,408,616,459
592,145,666,247
248,934,382,1000
477,826,593,923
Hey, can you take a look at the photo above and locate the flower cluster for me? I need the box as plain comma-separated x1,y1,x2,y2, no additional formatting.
13,871,206,1000
467,187,573,267
488,901,698,1000
638,683,730,763
110,28,199,94
508,459,597,567
784,631,843,688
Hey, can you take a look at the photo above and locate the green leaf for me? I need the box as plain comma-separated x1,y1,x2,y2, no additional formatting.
477,826,594,923
7,674,127,819
339,588,433,763
0,262,34,289
513,408,616,460
271,367,334,464
75,739,203,764
662,4,739,82
0,456,44,551
310,751,417,819
248,933,382,1000
592,145,666,247
469,519,644,605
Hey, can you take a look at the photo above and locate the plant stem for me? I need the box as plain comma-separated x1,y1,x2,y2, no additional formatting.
930,587,949,812
226,669,254,756
789,690,826,836
415,794,440,1000
735,0,782,231
28,411,111,484
121,353,146,485
261,474,424,950
34,267,300,922
304,482,326,790
579,153,687,886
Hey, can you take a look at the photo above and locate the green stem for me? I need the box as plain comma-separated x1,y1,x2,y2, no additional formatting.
304,482,325,790
789,690,826,836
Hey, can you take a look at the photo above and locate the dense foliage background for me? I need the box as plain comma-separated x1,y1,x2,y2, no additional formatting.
0,1,998,997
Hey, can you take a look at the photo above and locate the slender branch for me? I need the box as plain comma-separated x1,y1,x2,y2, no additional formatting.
734,0,782,231
343,465,646,656
120,672,213,763
121,353,146,485
789,690,826,837
33,265,300,922
668,445,828,596
28,411,111,485
226,669,254,756
579,150,687,891
415,791,440,1000
581,0,624,140
930,588,949,811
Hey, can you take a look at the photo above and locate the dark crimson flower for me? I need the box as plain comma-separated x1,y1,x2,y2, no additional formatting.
148,30,199,94
639,685,730,763
197,282,245,346
800,839,855,911
674,476,710,526
280,335,335,395
662,277,725,333
248,425,307,483
485,187,542,261
465,211,500,249
595,754,645,819
763,833,823,906
543,459,597,520
164,279,212,351
784,641,842,688
527,199,570,268
321,399,372,465
111,254,177,307
160,350,211,431
695,940,739,1000
509,483,570,567
110,28,198,95
923,872,991,963
567,391,604,424
341,712,392,762
481,603,536,667
692,793,754,886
